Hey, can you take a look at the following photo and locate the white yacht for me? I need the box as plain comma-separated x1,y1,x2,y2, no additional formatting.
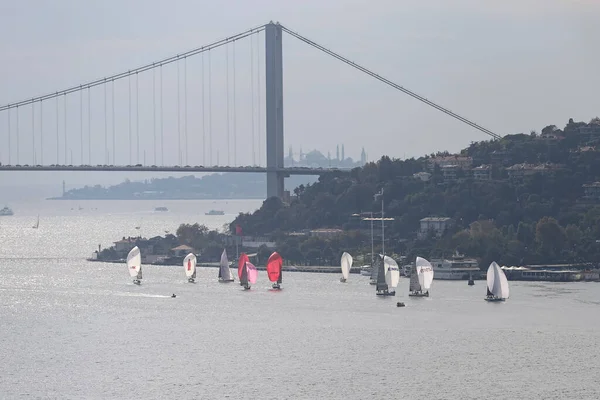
430,252,481,280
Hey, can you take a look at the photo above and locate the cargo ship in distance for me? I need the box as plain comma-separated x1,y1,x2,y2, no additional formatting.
205,210,225,216
0,206,14,216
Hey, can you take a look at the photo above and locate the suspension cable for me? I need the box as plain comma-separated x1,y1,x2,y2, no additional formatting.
256,32,262,167
226,42,230,166
208,49,212,165
0,25,266,111
153,68,156,165
177,60,181,165
16,106,19,165
184,56,188,166
250,34,255,166
201,52,206,165
112,80,116,165
55,98,59,164
160,65,164,166
80,89,83,164
7,109,11,165
128,75,132,165
136,73,139,165
280,25,501,140
40,100,43,165
88,88,91,164
31,102,35,164
64,94,67,165
104,81,108,164
233,40,237,167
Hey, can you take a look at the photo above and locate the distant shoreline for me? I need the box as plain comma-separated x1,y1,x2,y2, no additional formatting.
47,196,265,201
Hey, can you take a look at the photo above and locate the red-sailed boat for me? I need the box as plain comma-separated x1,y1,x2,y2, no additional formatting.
266,252,283,289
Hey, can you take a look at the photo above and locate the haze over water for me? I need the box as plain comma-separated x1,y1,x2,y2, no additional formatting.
1,198,599,399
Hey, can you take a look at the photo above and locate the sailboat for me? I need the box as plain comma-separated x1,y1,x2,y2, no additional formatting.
340,252,352,283
218,249,235,282
375,255,399,296
32,215,39,229
485,261,510,302
238,252,257,290
238,252,249,286
184,253,197,283
409,256,434,297
239,262,250,290
127,246,143,285
267,252,283,290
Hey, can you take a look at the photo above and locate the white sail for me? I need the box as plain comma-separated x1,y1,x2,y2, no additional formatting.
127,246,141,278
383,256,400,289
184,253,196,278
416,256,434,290
219,249,234,280
340,252,352,281
487,261,509,299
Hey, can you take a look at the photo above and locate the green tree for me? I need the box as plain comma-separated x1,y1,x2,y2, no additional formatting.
535,217,567,259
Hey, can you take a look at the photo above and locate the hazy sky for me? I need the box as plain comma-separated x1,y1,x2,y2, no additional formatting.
0,0,599,189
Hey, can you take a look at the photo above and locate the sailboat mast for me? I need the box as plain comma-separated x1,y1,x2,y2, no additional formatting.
380,189,385,257
370,212,374,266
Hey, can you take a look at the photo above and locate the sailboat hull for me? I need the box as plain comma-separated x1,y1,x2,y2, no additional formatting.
340,278,347,283
484,297,505,302
376,290,395,296
133,280,141,285
272,283,281,290
409,291,429,297
188,278,195,283
219,278,235,283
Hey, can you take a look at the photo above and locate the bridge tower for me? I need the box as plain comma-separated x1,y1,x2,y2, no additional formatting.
265,22,286,199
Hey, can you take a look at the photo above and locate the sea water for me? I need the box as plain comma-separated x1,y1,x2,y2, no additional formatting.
1,199,599,399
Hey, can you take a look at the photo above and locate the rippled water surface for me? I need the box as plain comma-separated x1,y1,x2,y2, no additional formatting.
1,199,599,399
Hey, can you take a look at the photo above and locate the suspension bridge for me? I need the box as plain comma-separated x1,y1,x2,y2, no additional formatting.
0,21,500,199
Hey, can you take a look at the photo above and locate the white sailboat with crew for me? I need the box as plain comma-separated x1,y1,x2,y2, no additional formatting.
485,261,510,302
218,249,235,282
375,255,399,296
409,256,434,297
340,252,352,283
184,253,197,283
127,246,143,285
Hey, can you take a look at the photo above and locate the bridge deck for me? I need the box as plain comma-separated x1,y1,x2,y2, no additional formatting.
0,165,350,175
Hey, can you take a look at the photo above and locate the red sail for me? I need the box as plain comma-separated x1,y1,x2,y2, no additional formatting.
266,252,283,282
238,253,249,280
